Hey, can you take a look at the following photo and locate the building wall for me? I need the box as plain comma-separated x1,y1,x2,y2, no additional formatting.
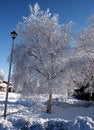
0,86,6,92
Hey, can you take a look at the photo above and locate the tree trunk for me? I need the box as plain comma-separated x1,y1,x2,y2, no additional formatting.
47,93,52,114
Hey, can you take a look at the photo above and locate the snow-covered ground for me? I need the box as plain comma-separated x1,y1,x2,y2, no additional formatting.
0,92,94,130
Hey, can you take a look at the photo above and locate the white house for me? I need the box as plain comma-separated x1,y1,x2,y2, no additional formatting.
0,80,13,92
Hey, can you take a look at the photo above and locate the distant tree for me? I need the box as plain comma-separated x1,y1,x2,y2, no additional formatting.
73,82,94,101
66,55,94,100
72,57,94,101
73,15,94,100
12,3,73,113
0,69,4,80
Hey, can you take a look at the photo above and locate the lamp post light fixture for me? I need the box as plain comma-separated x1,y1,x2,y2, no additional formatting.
4,31,17,118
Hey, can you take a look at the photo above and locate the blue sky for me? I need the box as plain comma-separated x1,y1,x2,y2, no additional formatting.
0,0,94,80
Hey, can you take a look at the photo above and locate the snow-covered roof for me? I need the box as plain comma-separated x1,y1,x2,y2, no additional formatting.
0,83,12,88
0,83,7,88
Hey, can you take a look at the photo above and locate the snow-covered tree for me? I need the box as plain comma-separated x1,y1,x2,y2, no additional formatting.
13,3,73,113
74,15,94,99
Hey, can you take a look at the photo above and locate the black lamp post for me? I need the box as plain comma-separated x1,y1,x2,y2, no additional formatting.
4,31,17,118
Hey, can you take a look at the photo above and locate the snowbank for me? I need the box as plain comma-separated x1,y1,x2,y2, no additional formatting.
0,116,94,130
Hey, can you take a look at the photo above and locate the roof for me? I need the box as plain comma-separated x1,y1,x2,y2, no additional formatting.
0,83,7,88
0,80,13,88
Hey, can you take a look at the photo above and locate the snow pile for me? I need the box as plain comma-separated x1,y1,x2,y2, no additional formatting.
0,118,12,130
73,117,94,130
52,96,94,107
44,117,94,130
0,116,94,130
